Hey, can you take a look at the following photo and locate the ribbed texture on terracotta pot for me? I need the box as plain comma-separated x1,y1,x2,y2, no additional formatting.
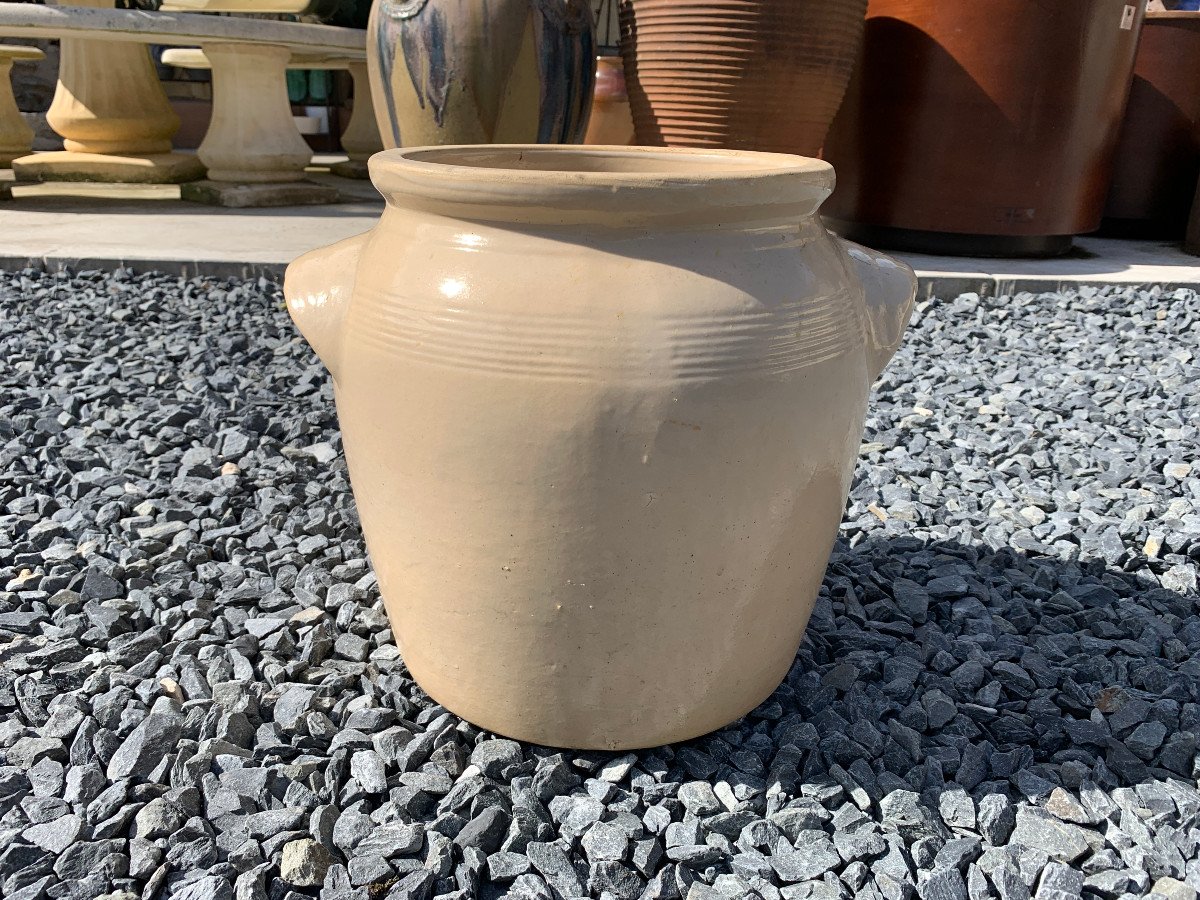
618,0,867,155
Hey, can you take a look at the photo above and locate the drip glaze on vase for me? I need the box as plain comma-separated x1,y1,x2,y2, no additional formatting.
367,0,596,147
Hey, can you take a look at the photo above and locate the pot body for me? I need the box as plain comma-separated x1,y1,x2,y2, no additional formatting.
1103,12,1200,238
583,55,635,145
367,0,596,148
284,146,915,749
823,0,1146,257
618,0,867,156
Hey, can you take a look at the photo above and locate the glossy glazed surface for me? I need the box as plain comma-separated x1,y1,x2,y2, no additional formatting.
285,145,915,748
366,0,595,148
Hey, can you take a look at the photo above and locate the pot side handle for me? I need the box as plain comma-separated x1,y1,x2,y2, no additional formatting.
284,230,371,380
842,239,917,382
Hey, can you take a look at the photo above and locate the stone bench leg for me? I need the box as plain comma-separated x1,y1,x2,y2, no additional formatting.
329,61,383,180
0,52,35,168
181,42,337,207
12,0,203,184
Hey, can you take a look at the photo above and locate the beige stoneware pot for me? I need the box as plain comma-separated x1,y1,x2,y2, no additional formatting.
285,145,916,749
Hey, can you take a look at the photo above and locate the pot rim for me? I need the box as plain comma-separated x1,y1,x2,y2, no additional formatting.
368,144,835,227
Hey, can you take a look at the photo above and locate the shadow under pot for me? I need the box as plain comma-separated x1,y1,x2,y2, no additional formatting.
284,144,916,750
366,0,596,148
822,0,1147,258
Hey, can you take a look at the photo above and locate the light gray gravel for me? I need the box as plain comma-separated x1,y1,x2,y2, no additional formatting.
0,269,1197,900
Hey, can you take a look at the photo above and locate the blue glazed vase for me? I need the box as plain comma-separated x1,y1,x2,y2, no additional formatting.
367,0,595,148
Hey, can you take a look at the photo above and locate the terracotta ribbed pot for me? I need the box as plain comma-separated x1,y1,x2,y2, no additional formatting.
583,55,635,145
284,145,915,749
618,0,868,155
367,0,595,148
823,0,1147,257
1103,11,1200,238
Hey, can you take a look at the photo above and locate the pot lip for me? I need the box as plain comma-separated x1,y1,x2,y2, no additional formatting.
368,144,835,227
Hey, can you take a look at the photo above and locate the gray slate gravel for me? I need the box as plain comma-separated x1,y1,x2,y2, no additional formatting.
0,269,1198,900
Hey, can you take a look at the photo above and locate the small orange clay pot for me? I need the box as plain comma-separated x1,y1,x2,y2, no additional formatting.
583,55,635,145
285,145,915,749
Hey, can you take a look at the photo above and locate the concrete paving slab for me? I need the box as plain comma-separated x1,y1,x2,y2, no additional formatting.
1,171,1197,291
900,237,1200,297
0,194,380,278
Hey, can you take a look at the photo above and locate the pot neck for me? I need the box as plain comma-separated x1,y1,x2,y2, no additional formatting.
368,145,835,230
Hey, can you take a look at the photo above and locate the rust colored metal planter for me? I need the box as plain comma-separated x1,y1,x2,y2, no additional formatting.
1103,11,1200,239
822,0,1147,257
618,0,867,156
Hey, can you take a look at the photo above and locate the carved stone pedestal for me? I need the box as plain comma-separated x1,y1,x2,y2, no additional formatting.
162,46,377,192
174,43,338,205
0,46,43,167
12,0,202,184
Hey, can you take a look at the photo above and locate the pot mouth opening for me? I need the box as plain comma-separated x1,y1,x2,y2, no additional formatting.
397,145,828,179
368,145,835,227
